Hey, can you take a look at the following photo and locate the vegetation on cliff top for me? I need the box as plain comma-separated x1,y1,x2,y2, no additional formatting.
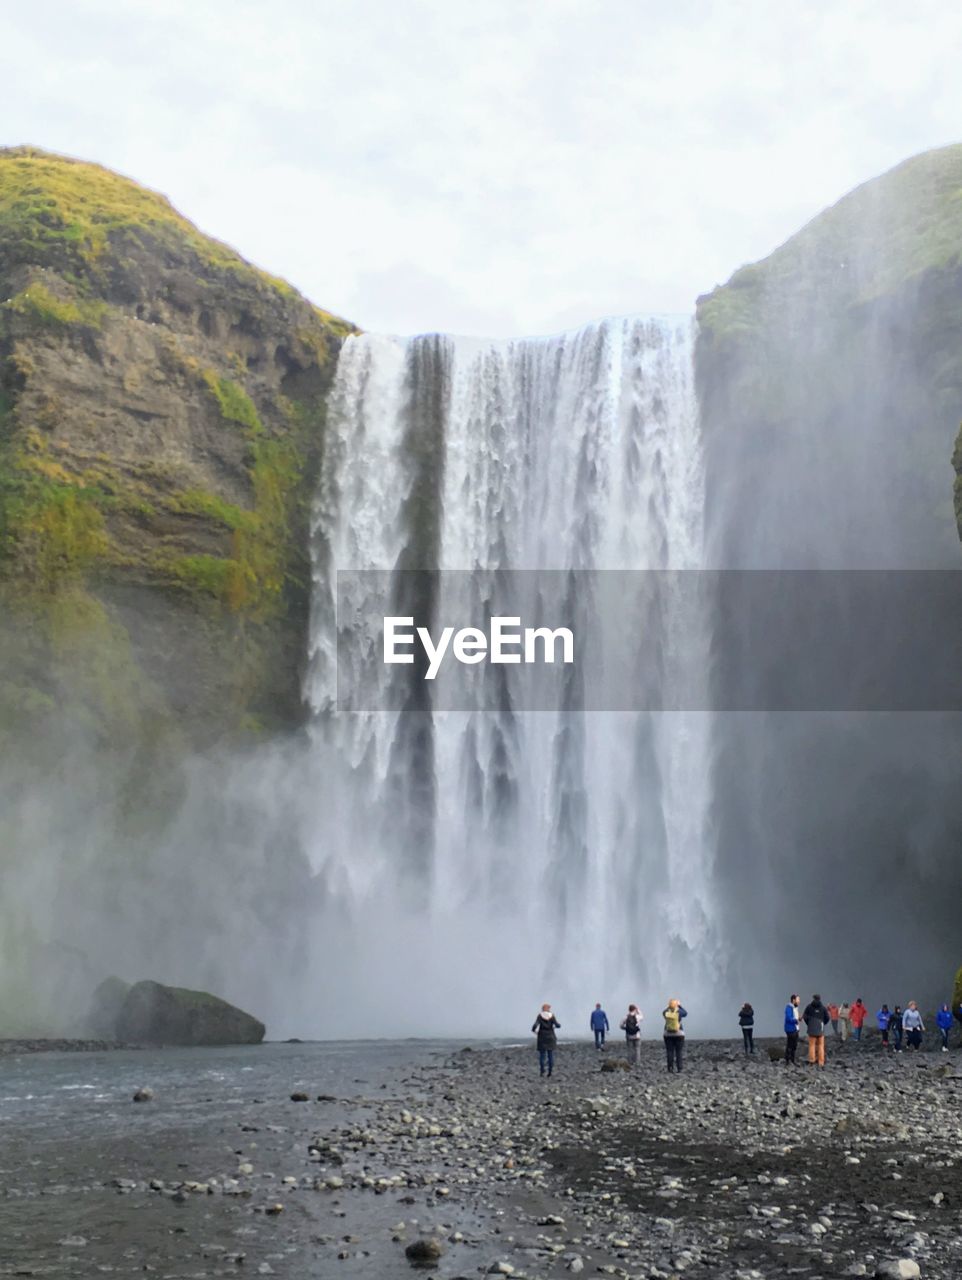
0,146,299,302
698,143,962,345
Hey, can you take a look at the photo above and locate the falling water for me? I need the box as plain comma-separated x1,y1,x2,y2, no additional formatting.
305,317,719,1037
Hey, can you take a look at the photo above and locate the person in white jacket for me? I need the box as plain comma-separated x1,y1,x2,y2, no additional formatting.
902,1001,926,1051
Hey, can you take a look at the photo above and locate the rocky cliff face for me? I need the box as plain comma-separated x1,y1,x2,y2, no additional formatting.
0,146,354,756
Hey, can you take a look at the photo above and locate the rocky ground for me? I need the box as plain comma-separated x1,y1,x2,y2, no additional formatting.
5,1035,962,1278
294,1035,962,1280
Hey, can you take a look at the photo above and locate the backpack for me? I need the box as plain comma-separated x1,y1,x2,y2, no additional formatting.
664,1007,681,1034
625,1013,639,1036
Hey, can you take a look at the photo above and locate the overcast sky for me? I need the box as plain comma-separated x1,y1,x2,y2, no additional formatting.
3,1,962,337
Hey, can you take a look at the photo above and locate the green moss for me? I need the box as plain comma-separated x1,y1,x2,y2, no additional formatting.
311,306,356,339
229,436,299,618
167,553,240,600
202,369,263,432
171,489,257,532
0,445,109,589
4,282,107,330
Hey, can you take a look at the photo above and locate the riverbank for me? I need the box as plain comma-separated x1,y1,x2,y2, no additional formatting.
4,1036,962,1277
0,1038,123,1056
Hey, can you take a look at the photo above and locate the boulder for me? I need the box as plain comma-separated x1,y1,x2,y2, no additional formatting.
405,1238,444,1265
115,980,265,1046
86,976,131,1038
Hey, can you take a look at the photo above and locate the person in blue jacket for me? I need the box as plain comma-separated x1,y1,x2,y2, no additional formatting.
590,1003,610,1050
784,994,800,1065
937,1003,953,1052
876,1004,892,1049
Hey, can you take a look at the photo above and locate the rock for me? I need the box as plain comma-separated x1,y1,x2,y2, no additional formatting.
86,977,131,1038
115,980,265,1046
567,1259,584,1274
59,1235,88,1247
404,1238,444,1265
875,1263,921,1280
132,1086,154,1102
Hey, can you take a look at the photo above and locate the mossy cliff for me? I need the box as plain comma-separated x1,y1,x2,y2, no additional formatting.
0,146,355,751
697,142,962,567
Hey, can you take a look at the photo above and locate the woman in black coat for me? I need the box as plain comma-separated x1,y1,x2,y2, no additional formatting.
532,1003,561,1076
738,1002,755,1055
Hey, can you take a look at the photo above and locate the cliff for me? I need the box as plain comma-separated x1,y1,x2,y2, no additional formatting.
697,142,962,567
695,143,962,1007
0,146,354,755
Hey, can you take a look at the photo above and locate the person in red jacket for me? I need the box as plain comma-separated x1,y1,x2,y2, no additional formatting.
850,997,868,1041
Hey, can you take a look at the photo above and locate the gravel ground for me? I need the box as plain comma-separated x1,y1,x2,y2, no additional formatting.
5,1034,961,1278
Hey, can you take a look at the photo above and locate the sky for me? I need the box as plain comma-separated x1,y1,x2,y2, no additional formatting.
3,0,962,338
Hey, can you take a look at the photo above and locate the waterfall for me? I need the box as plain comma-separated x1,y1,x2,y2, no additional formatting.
305,316,718,1037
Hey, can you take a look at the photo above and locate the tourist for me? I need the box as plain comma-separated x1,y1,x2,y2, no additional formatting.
620,1004,644,1065
937,1003,953,1052
663,999,688,1072
891,1004,904,1052
532,1004,560,1076
827,1001,840,1035
803,994,829,1067
876,1003,892,1049
590,1003,610,1050
738,1002,755,1055
838,1000,852,1041
850,997,868,1041
784,993,801,1065
902,1001,925,1051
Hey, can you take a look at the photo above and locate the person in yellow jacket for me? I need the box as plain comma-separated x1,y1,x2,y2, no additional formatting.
662,998,688,1073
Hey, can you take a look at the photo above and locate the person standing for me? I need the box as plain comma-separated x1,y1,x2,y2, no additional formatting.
662,999,687,1072
850,998,868,1042
937,1003,953,1052
902,1001,925,1051
620,1004,644,1065
738,1002,755,1055
827,1001,840,1036
876,1004,892,1049
891,1004,904,1052
784,994,801,1065
803,994,829,1068
590,1003,610,1050
838,1001,852,1042
532,1004,560,1076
